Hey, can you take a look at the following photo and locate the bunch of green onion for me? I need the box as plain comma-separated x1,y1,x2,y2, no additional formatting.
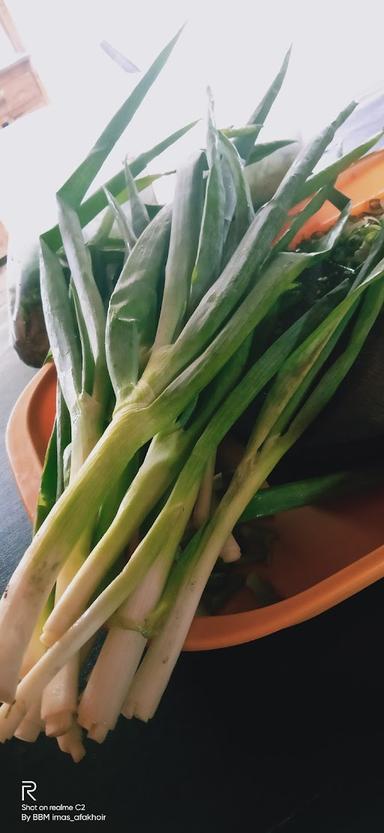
1,28,384,761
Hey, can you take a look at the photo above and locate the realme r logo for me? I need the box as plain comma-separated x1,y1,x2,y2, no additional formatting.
21,781,37,801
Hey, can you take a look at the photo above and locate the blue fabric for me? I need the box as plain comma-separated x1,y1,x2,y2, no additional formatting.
0,348,34,592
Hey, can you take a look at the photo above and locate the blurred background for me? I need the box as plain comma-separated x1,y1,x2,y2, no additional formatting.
1,0,384,242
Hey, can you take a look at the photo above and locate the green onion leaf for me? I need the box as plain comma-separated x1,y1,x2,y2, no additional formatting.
123,158,150,237
58,27,185,207
246,139,296,166
234,46,292,162
56,197,107,406
104,188,137,250
39,241,82,413
106,205,172,406
241,466,384,521
188,91,226,312
154,150,206,347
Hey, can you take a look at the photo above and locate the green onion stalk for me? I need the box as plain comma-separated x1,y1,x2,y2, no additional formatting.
77,498,198,743
41,96,255,645
73,350,252,741
41,341,252,644
35,177,134,751
37,207,108,742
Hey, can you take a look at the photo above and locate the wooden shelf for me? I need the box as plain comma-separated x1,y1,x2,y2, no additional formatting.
0,53,47,128
0,1,47,129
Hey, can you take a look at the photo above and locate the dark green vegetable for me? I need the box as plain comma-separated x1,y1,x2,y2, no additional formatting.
240,465,384,521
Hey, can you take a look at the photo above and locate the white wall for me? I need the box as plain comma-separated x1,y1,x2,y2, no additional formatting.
1,0,384,233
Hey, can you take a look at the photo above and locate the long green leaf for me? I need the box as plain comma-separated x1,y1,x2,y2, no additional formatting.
234,47,292,162
44,122,198,252
154,150,206,347
218,130,254,264
104,188,137,250
56,197,107,404
102,171,174,215
70,281,94,396
188,93,226,312
39,240,82,413
220,154,237,236
106,205,172,406
247,139,296,165
221,125,263,139
124,170,174,194
58,27,184,206
124,158,150,237
75,121,197,234
240,466,384,521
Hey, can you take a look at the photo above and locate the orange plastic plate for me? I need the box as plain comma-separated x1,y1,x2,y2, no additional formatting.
6,150,384,651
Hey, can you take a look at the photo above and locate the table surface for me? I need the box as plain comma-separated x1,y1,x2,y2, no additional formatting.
2,336,384,832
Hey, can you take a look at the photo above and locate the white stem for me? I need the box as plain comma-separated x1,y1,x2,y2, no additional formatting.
220,533,241,562
56,721,86,763
42,655,79,737
193,455,215,527
20,602,49,677
14,699,42,743
81,630,146,741
41,429,186,646
3,482,202,725
124,452,277,721
41,410,99,737
0,567,54,704
211,494,241,563
78,539,183,740
0,700,27,742
41,533,89,737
